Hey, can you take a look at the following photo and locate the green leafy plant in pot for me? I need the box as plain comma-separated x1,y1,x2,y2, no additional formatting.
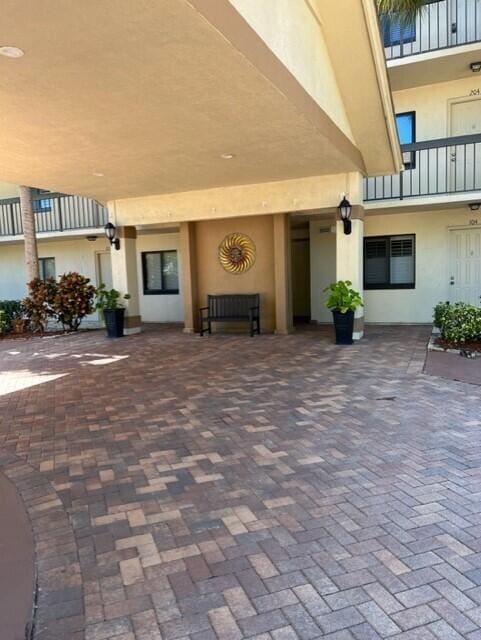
324,280,363,345
95,284,131,338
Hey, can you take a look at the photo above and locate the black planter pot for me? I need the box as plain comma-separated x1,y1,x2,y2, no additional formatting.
332,309,354,345
103,308,125,338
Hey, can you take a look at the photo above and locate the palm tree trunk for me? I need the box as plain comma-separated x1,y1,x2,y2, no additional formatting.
19,185,39,283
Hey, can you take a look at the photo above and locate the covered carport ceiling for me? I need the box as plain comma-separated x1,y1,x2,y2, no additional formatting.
0,0,388,202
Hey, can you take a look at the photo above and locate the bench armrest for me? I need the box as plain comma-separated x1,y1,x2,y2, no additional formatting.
248,305,260,318
199,306,209,314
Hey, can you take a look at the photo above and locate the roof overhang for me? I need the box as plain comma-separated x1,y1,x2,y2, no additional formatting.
0,0,400,201
309,0,403,177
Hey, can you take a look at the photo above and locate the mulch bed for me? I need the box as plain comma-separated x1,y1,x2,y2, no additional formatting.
435,338,481,353
0,329,95,341
0,330,65,341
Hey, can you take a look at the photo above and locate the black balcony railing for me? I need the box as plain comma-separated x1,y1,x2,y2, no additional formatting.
0,192,108,237
364,133,481,201
383,0,481,59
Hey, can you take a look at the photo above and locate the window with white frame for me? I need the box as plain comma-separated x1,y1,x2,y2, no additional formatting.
364,235,415,289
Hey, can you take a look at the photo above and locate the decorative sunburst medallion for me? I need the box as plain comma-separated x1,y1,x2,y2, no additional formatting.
218,232,256,274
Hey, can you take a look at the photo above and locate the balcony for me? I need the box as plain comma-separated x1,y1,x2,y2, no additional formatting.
364,134,481,202
0,192,108,237
383,0,481,60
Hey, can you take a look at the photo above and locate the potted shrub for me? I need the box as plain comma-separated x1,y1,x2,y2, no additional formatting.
95,284,131,338
324,280,363,345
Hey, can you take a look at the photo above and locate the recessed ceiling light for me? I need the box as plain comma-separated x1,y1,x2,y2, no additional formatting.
220,154,235,160
0,46,24,58
92,172,104,177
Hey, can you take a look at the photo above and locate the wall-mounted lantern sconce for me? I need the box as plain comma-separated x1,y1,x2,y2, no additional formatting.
104,222,120,250
338,196,352,235
469,202,481,211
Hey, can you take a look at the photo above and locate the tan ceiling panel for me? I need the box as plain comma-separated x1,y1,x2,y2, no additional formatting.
0,0,364,202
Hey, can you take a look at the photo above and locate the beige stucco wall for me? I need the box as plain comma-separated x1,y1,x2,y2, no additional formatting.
0,182,18,200
136,233,183,323
393,77,481,140
194,215,276,332
0,237,108,325
363,208,481,323
0,232,184,324
228,0,354,144
309,206,481,325
110,173,364,227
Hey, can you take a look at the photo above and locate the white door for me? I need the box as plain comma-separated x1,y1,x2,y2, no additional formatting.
97,251,113,289
449,228,481,306
449,99,481,191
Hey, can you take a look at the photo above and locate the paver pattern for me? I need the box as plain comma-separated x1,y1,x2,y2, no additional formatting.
1,324,481,640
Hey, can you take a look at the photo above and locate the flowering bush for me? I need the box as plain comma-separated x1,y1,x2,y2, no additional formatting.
0,310,7,334
0,300,23,331
433,301,481,343
23,272,96,333
53,272,96,331
23,278,57,334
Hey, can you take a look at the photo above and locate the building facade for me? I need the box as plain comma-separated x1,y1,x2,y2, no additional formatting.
3,1,477,335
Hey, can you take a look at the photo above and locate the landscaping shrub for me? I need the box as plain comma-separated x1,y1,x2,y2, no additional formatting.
23,278,57,334
0,300,23,330
53,272,96,331
433,301,481,343
0,310,7,334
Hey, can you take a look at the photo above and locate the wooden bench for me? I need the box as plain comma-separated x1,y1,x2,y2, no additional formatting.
199,294,260,336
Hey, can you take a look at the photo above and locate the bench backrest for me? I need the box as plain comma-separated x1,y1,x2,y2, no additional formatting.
207,294,259,319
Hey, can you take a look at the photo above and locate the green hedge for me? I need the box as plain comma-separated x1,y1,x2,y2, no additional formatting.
0,300,22,330
433,302,481,343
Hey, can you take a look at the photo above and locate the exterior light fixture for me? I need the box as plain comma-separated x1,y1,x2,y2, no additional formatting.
104,222,120,250
338,196,352,235
469,202,481,211
470,61,481,72
220,154,235,159
0,46,24,58
86,235,98,242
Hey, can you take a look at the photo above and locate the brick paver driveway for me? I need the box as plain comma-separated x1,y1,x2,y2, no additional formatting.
2,325,481,640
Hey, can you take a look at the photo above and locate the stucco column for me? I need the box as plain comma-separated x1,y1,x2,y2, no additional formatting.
273,213,293,335
336,205,364,340
111,226,141,334
180,221,198,333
